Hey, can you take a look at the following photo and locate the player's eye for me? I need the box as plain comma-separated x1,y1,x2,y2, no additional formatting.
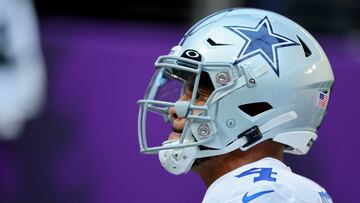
196,88,210,101
181,71,214,102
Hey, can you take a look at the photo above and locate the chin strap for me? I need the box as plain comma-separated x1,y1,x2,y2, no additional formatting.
196,111,298,158
158,111,298,175
259,111,298,135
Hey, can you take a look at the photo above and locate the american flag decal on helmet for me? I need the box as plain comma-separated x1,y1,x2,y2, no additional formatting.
317,91,329,109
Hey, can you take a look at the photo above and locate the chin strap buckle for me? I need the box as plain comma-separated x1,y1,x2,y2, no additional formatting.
238,126,263,147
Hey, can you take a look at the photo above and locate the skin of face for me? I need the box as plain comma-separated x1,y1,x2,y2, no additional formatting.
167,73,212,140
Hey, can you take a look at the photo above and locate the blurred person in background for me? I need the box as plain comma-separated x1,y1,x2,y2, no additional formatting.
137,8,334,203
0,0,45,140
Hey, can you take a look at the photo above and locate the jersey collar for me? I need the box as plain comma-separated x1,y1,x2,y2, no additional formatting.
206,157,291,192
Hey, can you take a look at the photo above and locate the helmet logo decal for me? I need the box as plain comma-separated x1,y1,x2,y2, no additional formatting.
185,50,200,58
317,91,329,109
181,49,202,61
225,16,299,77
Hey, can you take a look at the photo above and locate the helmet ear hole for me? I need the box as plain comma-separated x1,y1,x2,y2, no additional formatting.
238,102,273,117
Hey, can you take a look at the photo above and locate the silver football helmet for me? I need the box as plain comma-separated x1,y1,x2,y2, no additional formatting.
0,0,45,139
137,8,334,175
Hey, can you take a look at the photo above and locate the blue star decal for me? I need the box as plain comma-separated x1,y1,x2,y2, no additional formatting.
225,16,299,77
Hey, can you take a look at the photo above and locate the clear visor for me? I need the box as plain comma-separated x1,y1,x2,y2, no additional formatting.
138,66,213,153
145,68,190,103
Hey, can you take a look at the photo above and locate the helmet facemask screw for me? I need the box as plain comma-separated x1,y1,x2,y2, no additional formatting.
216,72,230,85
249,78,256,85
226,119,236,128
198,123,211,138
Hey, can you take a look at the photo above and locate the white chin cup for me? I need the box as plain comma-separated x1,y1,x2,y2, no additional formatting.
158,140,198,175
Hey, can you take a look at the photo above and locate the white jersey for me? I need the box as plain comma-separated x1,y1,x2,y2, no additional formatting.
202,157,333,203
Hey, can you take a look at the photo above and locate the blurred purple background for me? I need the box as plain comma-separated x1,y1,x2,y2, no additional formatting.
0,1,360,202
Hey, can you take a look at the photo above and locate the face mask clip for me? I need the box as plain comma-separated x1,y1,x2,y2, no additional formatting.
238,126,263,147
174,101,190,117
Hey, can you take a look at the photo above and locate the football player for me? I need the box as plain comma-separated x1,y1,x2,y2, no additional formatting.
137,8,334,203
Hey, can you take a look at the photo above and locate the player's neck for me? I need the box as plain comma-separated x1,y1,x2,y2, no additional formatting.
192,140,285,188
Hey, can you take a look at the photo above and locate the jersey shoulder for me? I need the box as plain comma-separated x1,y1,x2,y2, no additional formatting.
225,183,296,203
202,158,333,203
226,166,333,203
278,169,333,203
224,176,333,203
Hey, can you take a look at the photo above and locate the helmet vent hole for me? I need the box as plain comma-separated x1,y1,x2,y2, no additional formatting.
238,102,273,117
297,36,312,57
206,38,230,46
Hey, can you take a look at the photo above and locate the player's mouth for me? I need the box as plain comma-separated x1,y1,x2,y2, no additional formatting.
162,128,183,145
168,128,182,140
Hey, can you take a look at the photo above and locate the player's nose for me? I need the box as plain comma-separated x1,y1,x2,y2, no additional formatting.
168,106,179,120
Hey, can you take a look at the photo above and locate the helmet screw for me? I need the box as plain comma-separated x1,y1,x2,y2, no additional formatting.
198,124,211,137
226,119,236,128
216,72,229,85
249,78,256,85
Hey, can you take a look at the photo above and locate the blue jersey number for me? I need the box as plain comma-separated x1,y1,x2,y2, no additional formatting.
235,168,277,183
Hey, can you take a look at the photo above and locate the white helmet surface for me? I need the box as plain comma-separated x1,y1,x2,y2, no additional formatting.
137,8,334,175
0,0,46,139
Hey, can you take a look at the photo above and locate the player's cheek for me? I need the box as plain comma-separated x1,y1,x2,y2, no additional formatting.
191,101,206,116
